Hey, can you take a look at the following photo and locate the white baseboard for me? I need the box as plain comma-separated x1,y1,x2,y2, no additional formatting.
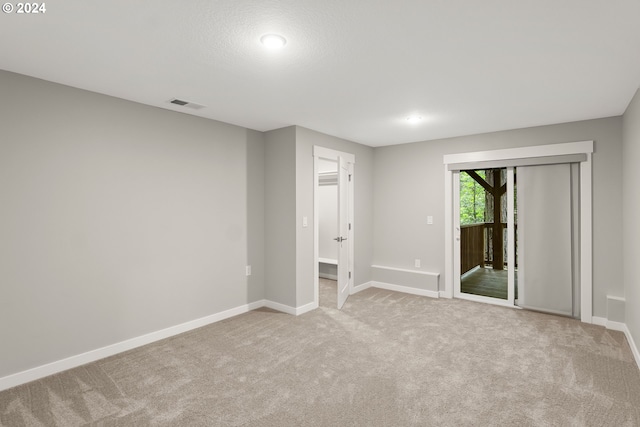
0,300,264,392
352,281,373,294
439,290,451,299
295,301,318,316
591,316,625,331
605,320,626,332
371,281,439,299
262,299,318,316
262,300,297,315
0,297,321,392
591,316,640,371
319,273,338,280
623,325,640,370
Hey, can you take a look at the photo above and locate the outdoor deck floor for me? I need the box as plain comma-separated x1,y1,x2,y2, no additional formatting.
461,267,517,300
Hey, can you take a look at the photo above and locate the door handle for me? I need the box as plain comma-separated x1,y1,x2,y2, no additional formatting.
333,236,347,242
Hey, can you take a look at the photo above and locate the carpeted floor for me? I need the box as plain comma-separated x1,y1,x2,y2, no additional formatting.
1,279,639,426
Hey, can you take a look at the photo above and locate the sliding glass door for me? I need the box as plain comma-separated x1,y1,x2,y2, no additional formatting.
454,162,579,318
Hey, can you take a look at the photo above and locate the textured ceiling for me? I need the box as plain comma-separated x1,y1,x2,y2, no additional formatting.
2,0,640,146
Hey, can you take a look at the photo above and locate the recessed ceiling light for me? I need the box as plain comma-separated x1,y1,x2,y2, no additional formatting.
406,116,423,124
260,34,287,49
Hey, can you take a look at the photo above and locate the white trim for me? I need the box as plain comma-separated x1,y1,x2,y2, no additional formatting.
605,320,627,332
262,299,318,316
319,257,338,265
447,153,588,171
624,325,640,370
371,264,440,277
591,317,640,370
371,281,440,299
313,146,355,164
443,140,594,323
313,152,320,309
592,316,626,332
263,300,297,315
295,301,318,316
443,140,594,164
506,167,515,306
443,167,454,298
352,281,373,294
580,153,593,323
0,300,264,392
319,273,338,280
452,171,462,298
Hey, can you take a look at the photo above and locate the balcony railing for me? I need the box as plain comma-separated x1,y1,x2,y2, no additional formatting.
460,223,517,274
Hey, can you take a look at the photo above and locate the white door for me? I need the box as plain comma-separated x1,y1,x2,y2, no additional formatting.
336,156,350,309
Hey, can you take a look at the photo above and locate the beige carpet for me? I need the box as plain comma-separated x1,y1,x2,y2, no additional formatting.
1,279,639,426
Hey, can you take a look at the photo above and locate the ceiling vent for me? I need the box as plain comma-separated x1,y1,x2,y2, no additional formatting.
168,98,206,110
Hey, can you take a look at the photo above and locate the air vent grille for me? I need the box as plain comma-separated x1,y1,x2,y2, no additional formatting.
168,98,206,110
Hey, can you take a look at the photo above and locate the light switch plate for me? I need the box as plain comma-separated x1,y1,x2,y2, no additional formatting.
427,216,433,225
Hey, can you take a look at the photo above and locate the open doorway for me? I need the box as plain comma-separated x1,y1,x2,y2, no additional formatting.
459,168,517,301
313,146,355,310
455,167,516,307
317,159,338,307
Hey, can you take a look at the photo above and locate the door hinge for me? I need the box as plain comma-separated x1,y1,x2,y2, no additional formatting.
349,174,352,182
349,271,352,279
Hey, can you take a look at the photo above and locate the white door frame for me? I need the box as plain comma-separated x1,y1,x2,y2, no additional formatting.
313,146,355,308
443,141,594,323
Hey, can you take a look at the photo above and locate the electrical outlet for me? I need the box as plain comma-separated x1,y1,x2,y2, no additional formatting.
302,216,308,227
246,265,252,276
414,259,421,268
427,216,433,225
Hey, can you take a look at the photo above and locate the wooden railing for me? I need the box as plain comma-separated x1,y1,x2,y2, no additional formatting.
461,222,517,275
460,224,485,274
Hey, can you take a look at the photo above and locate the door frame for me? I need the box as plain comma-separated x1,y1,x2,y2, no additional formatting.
443,141,594,323
313,146,355,308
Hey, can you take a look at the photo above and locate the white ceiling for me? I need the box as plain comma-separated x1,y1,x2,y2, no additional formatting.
2,1,640,147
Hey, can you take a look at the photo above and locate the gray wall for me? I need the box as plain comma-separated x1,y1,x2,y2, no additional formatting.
295,126,374,306
0,71,264,378
263,127,297,307
623,88,640,349
373,117,623,318
1,68,632,382
247,131,266,302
